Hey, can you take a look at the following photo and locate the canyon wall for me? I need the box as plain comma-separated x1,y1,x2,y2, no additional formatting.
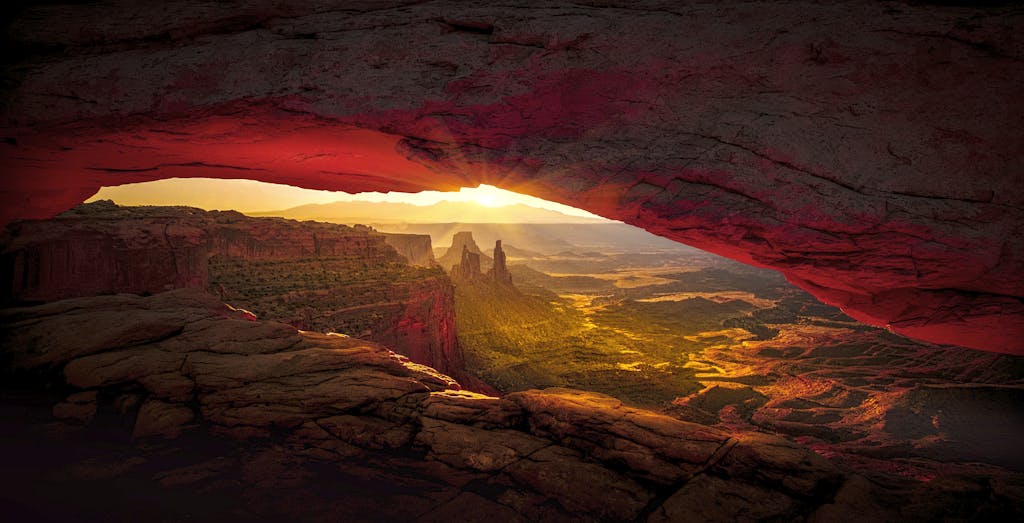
0,1,1022,352
0,201,465,377
381,232,436,267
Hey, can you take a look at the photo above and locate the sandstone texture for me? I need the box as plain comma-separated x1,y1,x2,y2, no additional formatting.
1,201,469,378
1,289,1021,521
1,1,1022,352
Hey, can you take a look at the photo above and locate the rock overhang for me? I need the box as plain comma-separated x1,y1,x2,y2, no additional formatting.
1,0,1022,353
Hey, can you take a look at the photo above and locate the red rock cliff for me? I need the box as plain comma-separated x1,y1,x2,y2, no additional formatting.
0,201,467,378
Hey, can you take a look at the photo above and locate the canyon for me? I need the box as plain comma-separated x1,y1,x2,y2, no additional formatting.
0,201,465,380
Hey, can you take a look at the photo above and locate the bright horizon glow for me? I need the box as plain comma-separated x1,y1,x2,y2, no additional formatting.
85,177,612,221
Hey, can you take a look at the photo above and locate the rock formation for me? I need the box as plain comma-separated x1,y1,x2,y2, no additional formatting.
488,240,513,285
1,289,1020,521
437,231,490,273
450,245,483,283
1,1,1021,353
0,201,466,378
381,232,436,267
449,236,516,287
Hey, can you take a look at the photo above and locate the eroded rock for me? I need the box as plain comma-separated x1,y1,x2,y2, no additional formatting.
1,289,1022,521
1,1,1021,352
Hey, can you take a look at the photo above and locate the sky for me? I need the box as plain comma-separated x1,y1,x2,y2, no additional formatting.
85,177,610,220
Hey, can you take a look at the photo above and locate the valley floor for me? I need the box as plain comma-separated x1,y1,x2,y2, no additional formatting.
456,250,1024,476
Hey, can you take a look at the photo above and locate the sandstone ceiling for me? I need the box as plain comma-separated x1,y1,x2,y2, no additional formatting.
1,1,1022,353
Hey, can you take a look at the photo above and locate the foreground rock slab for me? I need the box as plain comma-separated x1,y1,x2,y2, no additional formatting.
1,289,1022,521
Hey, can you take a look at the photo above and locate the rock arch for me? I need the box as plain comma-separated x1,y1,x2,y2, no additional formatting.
2,1,1022,353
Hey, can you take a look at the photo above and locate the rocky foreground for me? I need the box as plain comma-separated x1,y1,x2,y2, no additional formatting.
1,289,1021,521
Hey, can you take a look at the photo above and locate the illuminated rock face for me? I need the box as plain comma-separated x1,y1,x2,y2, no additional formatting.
2,1,1022,352
0,202,466,379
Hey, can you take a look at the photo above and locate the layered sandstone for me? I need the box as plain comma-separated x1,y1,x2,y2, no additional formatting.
0,1,1021,352
1,289,1019,521
0,201,464,377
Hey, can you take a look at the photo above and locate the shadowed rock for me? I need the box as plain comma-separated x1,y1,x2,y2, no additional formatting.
1,289,1021,521
1,1,1021,352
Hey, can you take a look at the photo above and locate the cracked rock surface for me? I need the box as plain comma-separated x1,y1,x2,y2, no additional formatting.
1,1,1022,353
1,289,1022,521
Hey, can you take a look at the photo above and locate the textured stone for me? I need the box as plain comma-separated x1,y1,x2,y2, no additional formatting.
649,474,799,523
501,444,651,520
52,390,98,423
417,417,549,472
132,399,195,439
711,432,844,499
317,414,416,450
420,389,522,428
1,1,1021,352
508,388,729,484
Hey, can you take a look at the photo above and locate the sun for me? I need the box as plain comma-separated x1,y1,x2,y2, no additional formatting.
464,184,512,208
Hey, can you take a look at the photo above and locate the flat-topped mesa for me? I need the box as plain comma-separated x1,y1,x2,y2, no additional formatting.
0,201,466,378
381,233,436,267
488,240,513,286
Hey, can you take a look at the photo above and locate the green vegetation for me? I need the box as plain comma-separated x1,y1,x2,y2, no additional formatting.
208,255,444,334
455,281,716,408
455,251,862,409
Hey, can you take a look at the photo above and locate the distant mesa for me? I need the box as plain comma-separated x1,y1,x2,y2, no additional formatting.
438,231,489,271
380,232,436,267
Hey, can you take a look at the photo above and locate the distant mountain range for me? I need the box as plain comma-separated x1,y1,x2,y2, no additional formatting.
249,200,609,224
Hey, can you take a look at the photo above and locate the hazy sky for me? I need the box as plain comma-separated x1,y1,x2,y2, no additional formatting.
86,178,609,220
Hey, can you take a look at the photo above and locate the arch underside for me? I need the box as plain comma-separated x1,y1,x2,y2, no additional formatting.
2,1,1022,353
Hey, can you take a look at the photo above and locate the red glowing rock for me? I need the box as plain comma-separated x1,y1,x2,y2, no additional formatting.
1,2,1022,352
